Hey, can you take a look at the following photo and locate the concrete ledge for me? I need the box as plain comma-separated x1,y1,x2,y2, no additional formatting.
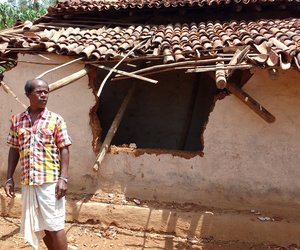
1,192,300,246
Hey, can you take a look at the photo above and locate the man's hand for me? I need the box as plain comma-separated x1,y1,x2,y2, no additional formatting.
4,179,15,198
55,179,67,199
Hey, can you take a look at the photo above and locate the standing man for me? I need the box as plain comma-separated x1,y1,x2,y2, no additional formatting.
4,78,71,250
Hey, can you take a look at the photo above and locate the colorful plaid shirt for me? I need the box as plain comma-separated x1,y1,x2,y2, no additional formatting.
7,108,72,185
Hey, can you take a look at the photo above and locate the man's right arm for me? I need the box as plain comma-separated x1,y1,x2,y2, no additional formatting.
4,147,20,198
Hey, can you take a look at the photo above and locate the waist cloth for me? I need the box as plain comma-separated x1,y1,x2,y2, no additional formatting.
21,183,65,250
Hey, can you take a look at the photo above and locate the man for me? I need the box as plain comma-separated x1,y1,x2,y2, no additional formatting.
4,78,71,250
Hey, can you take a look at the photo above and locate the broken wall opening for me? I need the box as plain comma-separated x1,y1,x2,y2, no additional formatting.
95,68,219,152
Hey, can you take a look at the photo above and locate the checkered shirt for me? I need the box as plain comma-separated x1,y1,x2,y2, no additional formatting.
7,108,72,185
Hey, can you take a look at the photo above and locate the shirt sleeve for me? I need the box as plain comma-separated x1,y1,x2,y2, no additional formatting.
7,115,20,149
55,117,72,148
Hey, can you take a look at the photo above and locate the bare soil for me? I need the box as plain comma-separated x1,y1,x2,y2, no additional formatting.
1,216,299,250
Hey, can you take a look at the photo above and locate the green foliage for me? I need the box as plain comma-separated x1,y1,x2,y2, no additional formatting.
0,1,57,30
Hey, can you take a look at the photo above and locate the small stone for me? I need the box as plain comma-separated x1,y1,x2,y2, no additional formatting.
133,199,141,205
188,238,198,244
129,143,137,148
250,209,255,213
68,245,78,250
108,193,114,198
95,232,102,238
257,216,271,221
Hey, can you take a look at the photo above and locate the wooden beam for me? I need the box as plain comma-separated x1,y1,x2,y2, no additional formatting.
0,80,27,109
48,68,89,92
215,61,227,89
226,82,275,123
93,86,136,171
36,57,84,79
91,63,157,84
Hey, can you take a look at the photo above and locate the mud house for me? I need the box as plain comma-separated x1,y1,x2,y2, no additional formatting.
0,0,300,214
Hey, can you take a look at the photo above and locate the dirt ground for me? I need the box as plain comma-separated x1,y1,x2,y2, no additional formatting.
0,216,299,250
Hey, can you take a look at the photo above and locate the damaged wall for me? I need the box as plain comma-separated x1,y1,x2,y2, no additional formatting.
1,53,300,212
96,68,300,211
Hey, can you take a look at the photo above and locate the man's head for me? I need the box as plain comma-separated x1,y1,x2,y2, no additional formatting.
25,79,49,110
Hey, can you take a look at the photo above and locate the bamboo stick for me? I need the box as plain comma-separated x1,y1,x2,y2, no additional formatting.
227,82,275,123
91,63,157,84
48,68,89,92
0,81,27,109
36,57,84,79
97,38,150,97
93,86,136,171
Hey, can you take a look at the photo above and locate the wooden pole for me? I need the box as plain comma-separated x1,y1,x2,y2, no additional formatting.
215,61,227,89
226,82,275,123
48,68,89,92
91,63,157,84
93,86,136,171
36,57,84,79
0,81,27,109
97,39,150,97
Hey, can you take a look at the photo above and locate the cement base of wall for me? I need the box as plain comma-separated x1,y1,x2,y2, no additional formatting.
1,191,300,247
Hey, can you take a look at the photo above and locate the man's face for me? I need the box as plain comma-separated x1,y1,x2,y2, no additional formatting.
27,80,49,109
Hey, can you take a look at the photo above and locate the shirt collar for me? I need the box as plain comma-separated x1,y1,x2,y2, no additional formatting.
21,107,48,119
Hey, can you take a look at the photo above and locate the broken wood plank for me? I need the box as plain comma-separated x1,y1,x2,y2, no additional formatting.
0,80,27,109
226,82,275,123
49,68,89,92
93,86,136,171
36,57,84,79
91,63,157,84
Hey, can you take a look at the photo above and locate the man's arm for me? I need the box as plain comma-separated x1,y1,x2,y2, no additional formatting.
4,147,20,198
56,146,69,199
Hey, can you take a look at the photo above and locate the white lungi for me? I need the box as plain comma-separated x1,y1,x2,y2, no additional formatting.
21,183,65,250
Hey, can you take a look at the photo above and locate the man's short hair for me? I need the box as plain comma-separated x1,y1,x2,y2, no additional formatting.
25,79,47,94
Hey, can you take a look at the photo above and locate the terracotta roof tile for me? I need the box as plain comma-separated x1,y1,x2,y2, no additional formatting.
1,18,300,70
50,0,300,13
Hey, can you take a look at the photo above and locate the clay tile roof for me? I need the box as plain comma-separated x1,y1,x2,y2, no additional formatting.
49,0,300,13
1,18,300,70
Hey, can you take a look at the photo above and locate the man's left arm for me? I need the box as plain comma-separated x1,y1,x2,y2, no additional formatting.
56,146,69,199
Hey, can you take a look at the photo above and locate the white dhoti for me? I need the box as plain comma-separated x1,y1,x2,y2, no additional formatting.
21,183,65,250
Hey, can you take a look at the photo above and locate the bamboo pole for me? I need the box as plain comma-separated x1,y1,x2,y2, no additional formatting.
91,64,157,84
97,38,150,97
185,64,253,73
36,57,84,79
93,86,136,171
114,57,233,80
0,81,27,109
48,68,89,92
226,82,275,123
215,61,227,89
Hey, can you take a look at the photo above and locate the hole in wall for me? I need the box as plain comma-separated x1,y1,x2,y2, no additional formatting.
94,67,219,152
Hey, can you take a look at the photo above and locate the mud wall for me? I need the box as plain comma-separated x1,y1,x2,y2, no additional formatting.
1,54,300,211
97,68,300,210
